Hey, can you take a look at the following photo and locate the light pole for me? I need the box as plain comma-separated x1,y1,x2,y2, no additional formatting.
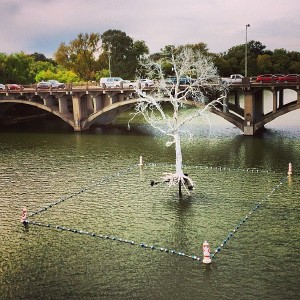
245,24,250,77
108,49,111,77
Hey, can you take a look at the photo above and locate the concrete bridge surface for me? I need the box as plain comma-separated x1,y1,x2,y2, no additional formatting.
0,81,299,135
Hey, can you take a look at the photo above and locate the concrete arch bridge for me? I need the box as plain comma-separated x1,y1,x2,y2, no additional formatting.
0,82,299,135
211,81,300,135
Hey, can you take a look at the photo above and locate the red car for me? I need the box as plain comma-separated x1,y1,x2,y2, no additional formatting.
278,74,300,83
7,84,22,90
256,74,283,83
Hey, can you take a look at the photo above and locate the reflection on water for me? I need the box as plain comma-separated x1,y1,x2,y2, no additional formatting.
0,105,299,299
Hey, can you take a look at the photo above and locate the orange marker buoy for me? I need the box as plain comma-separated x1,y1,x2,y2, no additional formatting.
21,207,27,223
202,241,212,264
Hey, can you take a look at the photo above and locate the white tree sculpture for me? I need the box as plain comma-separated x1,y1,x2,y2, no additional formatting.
130,47,227,196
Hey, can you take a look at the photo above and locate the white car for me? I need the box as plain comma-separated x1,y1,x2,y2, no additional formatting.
0,83,5,90
100,77,137,88
138,78,154,87
47,80,65,89
122,80,138,88
100,77,124,88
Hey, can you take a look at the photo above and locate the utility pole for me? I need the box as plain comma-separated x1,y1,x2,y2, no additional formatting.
245,24,250,77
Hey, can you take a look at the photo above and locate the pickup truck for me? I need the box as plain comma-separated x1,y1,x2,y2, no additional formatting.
221,74,244,84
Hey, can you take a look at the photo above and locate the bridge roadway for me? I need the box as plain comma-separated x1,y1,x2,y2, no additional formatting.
0,81,299,135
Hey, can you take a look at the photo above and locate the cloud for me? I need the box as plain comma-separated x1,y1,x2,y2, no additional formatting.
0,0,299,57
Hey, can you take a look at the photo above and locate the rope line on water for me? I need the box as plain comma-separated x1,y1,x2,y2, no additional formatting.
211,175,288,259
142,162,276,174
28,162,279,219
22,161,292,265
26,220,202,262
28,164,138,218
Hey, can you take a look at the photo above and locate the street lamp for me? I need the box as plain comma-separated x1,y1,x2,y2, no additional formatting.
245,24,250,77
108,49,112,77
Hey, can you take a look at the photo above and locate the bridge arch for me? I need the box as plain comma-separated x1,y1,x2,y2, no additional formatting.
0,98,75,127
81,98,139,130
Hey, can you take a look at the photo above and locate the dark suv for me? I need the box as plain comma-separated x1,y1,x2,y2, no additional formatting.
167,76,194,85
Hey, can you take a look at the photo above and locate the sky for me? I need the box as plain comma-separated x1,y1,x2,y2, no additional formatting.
1,0,300,58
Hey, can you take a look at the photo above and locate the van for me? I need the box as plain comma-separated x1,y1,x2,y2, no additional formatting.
99,77,124,88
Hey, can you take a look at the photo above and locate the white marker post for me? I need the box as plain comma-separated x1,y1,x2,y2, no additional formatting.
288,163,292,175
138,156,143,166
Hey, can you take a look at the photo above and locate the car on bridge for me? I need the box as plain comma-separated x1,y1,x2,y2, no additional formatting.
37,81,52,89
122,80,138,88
47,80,66,89
166,76,194,85
0,83,5,90
278,74,300,83
256,74,283,83
138,78,155,87
100,77,123,88
100,77,138,88
221,74,244,84
7,84,22,90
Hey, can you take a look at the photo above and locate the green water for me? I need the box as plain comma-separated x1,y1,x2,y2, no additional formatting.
0,109,299,299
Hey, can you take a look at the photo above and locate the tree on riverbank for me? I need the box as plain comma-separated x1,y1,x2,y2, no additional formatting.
100,29,149,79
130,46,227,197
54,33,101,81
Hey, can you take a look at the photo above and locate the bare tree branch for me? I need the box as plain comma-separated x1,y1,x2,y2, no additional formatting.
130,47,228,196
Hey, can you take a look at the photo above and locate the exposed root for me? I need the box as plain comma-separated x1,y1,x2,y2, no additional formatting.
162,172,194,194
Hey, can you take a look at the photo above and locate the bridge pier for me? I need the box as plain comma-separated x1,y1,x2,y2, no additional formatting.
244,90,254,135
72,95,89,131
243,90,265,135
278,90,284,108
58,96,69,114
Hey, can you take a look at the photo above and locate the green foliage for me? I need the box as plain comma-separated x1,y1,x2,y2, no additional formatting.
271,49,290,74
213,40,300,76
1,31,300,84
0,52,35,84
54,33,101,81
100,29,149,79
256,54,273,74
95,69,110,81
35,69,80,83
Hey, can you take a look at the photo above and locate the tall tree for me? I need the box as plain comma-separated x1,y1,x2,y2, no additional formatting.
54,33,101,81
0,52,35,84
271,49,290,74
100,29,149,79
256,54,273,74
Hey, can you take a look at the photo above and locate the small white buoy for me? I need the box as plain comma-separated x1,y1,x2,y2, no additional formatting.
138,156,143,166
202,241,212,264
288,163,292,175
21,207,27,223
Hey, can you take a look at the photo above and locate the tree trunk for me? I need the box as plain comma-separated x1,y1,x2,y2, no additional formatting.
174,132,184,197
174,132,183,175
179,179,182,197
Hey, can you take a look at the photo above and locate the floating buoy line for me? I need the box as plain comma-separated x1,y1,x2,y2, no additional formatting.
21,160,293,265
211,175,289,260
26,220,203,262
27,165,137,218
142,162,276,174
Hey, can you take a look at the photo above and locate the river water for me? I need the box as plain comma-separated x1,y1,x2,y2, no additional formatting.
0,92,299,299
